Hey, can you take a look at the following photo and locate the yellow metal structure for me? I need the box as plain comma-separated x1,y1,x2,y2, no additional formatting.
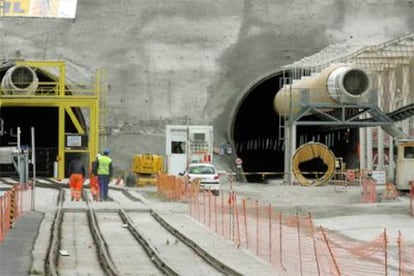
97,68,108,150
132,154,164,186
0,60,102,179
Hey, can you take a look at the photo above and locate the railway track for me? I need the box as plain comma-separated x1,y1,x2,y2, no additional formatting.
0,177,273,275
8,178,237,275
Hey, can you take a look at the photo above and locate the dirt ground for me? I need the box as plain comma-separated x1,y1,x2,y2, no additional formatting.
220,180,409,218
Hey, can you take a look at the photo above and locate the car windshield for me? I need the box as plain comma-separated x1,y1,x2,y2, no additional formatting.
189,165,215,174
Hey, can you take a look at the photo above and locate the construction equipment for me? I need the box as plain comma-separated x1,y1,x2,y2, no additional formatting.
131,154,164,186
274,63,372,117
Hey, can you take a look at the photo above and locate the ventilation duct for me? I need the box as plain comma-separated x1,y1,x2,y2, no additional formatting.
1,65,39,95
274,64,371,117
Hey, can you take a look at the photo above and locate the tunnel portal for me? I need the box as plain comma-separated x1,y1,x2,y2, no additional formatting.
230,71,359,183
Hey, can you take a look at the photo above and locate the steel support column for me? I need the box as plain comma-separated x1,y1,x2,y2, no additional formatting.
402,65,410,133
388,69,396,180
377,72,385,170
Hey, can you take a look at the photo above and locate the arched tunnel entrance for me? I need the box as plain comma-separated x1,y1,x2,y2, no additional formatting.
230,70,359,183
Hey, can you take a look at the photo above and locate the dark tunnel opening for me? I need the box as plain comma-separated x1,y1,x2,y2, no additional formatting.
0,65,86,177
0,106,81,176
232,71,360,183
298,157,328,179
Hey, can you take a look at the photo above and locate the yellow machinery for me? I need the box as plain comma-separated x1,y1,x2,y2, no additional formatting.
131,154,164,186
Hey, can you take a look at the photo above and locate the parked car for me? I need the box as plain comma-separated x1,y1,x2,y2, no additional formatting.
182,163,220,196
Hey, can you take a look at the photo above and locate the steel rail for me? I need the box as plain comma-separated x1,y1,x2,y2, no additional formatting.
43,184,64,276
118,208,179,276
121,189,242,276
84,192,120,276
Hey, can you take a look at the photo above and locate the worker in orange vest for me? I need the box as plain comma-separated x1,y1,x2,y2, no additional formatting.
90,154,101,201
68,157,86,201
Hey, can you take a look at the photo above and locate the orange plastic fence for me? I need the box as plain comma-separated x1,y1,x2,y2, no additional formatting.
156,173,200,201
0,184,32,244
189,190,414,275
361,176,377,203
0,191,11,244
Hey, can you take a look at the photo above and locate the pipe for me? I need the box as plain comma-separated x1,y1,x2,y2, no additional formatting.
292,142,336,186
274,64,371,117
1,65,39,95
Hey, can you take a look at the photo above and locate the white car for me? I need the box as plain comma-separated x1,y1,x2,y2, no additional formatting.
183,163,220,196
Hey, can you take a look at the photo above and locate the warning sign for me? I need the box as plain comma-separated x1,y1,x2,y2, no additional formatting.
372,170,386,185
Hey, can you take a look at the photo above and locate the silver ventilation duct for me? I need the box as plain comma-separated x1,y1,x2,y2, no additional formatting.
1,65,39,95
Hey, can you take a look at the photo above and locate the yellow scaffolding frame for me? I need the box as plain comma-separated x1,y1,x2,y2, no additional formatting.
0,60,101,179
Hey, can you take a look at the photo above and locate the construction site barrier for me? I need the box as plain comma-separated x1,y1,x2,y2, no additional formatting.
153,172,414,274
187,189,414,275
156,173,200,201
0,191,11,243
361,176,377,203
381,182,398,201
189,170,366,187
0,184,32,244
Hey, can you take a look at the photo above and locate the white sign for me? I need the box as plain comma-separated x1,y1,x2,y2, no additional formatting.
372,170,386,185
235,158,243,165
67,135,81,147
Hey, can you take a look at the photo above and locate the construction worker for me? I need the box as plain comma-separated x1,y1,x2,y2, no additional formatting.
97,149,113,201
89,153,101,201
68,157,86,201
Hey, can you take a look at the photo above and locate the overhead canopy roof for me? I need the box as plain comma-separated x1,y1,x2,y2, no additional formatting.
283,32,414,73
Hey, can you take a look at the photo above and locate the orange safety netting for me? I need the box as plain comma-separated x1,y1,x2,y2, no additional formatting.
0,184,32,244
152,173,414,275
156,173,200,201
361,176,377,203
188,189,414,275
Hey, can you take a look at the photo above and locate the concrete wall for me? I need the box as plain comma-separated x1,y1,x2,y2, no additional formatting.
1,0,413,169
